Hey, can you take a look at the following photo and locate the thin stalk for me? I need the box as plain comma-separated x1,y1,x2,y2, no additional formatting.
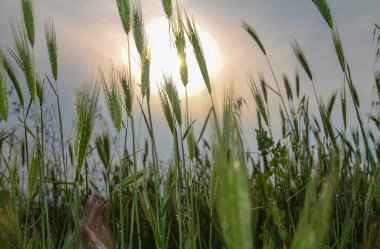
146,97,162,223
117,130,125,249
265,56,295,135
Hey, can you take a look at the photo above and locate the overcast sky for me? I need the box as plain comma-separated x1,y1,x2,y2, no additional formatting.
0,0,379,159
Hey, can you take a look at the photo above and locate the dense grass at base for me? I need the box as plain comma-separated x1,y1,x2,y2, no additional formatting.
0,0,379,248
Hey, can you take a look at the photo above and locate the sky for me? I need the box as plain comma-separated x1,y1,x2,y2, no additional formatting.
0,0,379,159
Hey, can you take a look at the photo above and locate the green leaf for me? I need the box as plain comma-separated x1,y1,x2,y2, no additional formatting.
197,106,214,143
28,150,39,198
0,69,8,121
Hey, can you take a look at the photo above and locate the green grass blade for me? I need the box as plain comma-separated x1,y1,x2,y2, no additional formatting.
197,106,214,143
0,69,8,121
27,150,39,198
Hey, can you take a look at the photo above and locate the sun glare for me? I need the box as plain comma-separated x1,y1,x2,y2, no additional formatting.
121,17,221,97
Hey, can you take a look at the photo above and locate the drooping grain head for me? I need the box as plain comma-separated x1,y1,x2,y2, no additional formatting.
0,49,24,106
116,0,131,34
282,73,293,101
99,65,122,132
74,83,99,170
118,67,134,117
311,0,334,30
162,0,172,19
141,47,151,100
249,75,269,127
332,30,345,72
172,11,188,87
291,40,313,81
185,15,211,94
95,131,111,171
36,76,43,105
241,20,266,56
158,85,175,134
132,0,146,58
21,0,35,47
44,19,58,81
163,75,182,126
258,73,268,103
10,22,36,101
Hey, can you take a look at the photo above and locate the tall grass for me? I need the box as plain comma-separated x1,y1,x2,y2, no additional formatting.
0,1,379,249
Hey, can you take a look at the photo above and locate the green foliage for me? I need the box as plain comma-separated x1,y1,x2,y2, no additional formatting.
291,173,336,249
215,108,253,249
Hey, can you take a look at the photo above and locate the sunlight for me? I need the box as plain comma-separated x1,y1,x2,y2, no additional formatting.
121,17,221,97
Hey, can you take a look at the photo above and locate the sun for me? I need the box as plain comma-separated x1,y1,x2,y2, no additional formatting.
121,17,221,97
